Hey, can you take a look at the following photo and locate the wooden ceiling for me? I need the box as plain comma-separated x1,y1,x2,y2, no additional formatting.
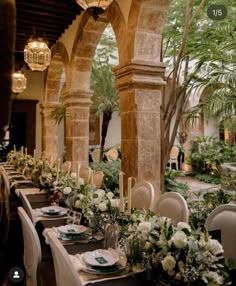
15,0,83,65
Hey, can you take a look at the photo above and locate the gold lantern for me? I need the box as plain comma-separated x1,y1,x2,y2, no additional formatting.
24,37,51,71
12,71,27,93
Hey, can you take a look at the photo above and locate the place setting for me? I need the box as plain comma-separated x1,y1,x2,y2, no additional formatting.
72,248,128,278
33,205,68,223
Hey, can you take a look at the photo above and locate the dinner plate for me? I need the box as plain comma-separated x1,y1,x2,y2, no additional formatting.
41,206,66,216
83,249,119,267
58,224,87,235
83,263,126,275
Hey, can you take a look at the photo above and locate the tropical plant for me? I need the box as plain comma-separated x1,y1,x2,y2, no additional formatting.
164,168,188,198
90,25,119,160
188,188,235,231
89,160,121,193
161,0,236,187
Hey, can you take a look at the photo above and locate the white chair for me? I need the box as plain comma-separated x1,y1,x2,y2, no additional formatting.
18,207,42,286
45,229,83,286
105,148,119,162
205,204,236,260
0,168,10,244
131,181,155,210
19,191,35,225
61,161,72,175
91,149,101,162
91,170,104,189
168,146,179,170
79,166,91,184
153,192,189,225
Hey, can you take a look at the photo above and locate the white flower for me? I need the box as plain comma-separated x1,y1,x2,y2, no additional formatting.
171,230,188,249
161,255,176,272
95,189,105,196
98,202,108,212
110,198,120,208
77,194,84,200
177,222,191,233
138,221,152,233
79,178,84,185
202,271,224,285
70,172,77,179
74,200,82,208
63,186,72,195
106,192,114,200
207,239,224,256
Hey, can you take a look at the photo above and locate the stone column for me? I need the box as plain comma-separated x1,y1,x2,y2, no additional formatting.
63,90,92,171
40,102,62,159
114,61,166,200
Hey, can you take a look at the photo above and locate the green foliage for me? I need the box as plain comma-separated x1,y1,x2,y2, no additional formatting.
164,168,188,198
50,104,67,124
221,172,236,192
195,173,221,184
188,189,235,231
190,136,236,174
90,160,121,193
90,25,119,117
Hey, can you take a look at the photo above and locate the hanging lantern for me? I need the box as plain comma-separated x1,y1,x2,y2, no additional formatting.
76,0,113,20
24,37,51,71
12,71,27,93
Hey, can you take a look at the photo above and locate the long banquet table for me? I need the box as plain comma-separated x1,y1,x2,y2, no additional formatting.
0,166,156,286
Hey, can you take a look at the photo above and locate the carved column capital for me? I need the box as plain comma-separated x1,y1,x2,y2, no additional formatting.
113,61,166,91
63,90,93,107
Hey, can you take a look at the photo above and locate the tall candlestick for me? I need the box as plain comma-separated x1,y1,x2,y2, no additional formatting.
13,144,16,152
119,171,124,212
67,161,71,175
21,146,24,155
33,149,36,159
56,158,60,181
77,163,81,188
127,177,132,215
90,170,94,190
25,147,27,156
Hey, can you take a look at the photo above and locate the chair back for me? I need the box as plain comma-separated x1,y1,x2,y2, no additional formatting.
18,207,42,286
105,148,118,161
91,149,101,162
61,161,72,175
19,191,35,225
131,181,155,210
153,192,189,225
170,146,179,159
92,171,104,189
79,166,91,184
205,204,236,260
0,167,10,243
45,230,83,286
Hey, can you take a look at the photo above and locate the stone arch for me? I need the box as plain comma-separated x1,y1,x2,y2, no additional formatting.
64,2,126,170
64,0,171,200
44,41,70,102
69,1,126,91
41,41,70,159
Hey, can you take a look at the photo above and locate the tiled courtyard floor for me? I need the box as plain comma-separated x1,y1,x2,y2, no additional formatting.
176,176,220,200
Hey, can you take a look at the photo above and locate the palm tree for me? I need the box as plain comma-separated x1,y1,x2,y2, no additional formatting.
185,66,236,142
90,47,119,160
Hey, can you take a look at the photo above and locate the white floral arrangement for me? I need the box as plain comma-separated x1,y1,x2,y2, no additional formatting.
120,210,230,286
73,188,120,231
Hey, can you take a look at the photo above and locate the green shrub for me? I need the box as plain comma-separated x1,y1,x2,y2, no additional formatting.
164,168,188,198
90,160,121,194
195,173,221,184
188,189,234,231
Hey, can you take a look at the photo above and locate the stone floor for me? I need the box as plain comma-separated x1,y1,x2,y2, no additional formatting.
176,176,220,200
